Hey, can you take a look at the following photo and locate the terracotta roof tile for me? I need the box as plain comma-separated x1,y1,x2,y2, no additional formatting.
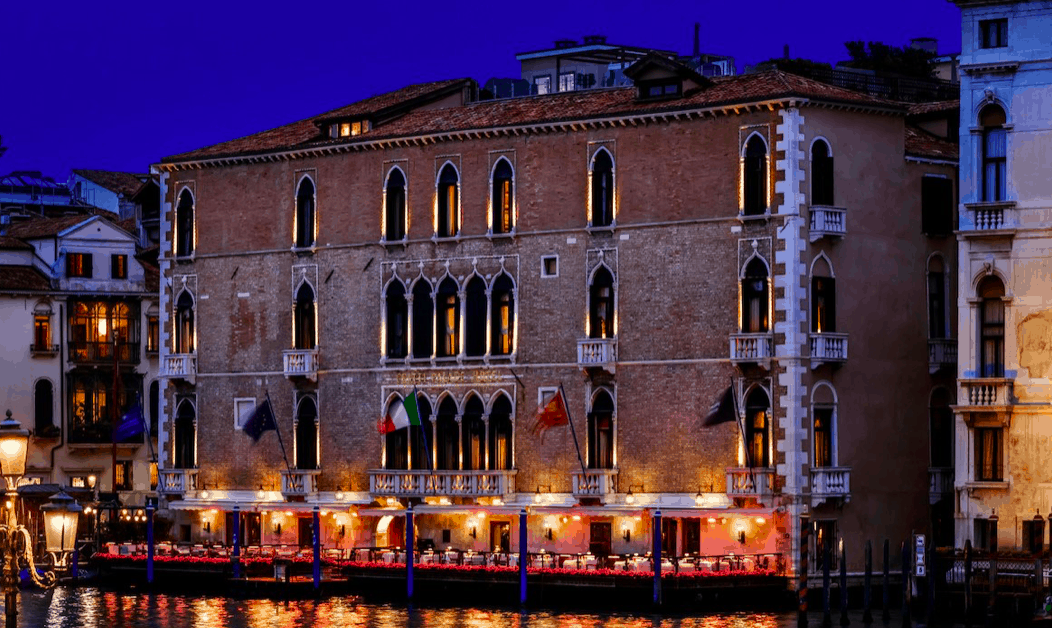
0,266,52,291
163,71,904,164
72,169,148,197
907,100,960,117
141,261,159,293
0,236,32,251
4,215,93,239
905,124,959,161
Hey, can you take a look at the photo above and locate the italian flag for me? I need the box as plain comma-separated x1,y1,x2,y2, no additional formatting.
378,394,422,434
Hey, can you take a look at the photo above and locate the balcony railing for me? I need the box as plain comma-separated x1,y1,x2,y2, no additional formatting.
810,333,848,367
958,378,1013,408
161,353,197,382
811,466,851,504
928,339,957,374
964,202,1016,234
577,338,616,374
283,349,319,381
929,467,954,505
368,470,517,498
30,343,60,356
281,470,321,498
730,332,774,365
68,341,140,364
572,469,619,499
158,469,199,497
809,206,847,242
726,468,776,503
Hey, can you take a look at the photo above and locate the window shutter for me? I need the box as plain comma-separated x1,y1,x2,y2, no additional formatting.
84,254,93,278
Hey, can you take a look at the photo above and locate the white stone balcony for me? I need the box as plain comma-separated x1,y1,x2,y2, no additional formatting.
958,378,1014,409
726,467,776,504
928,339,957,374
158,469,198,497
809,206,847,242
811,466,851,505
283,348,319,381
577,338,616,374
963,201,1016,235
572,469,619,502
810,333,848,367
281,469,321,498
929,467,954,505
161,353,197,383
730,332,774,366
368,469,517,498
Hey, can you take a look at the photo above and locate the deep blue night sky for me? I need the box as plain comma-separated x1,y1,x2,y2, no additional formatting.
2,1,961,178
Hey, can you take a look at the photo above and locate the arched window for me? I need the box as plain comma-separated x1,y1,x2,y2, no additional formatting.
930,388,953,468
385,282,408,359
437,278,460,358
979,276,1005,377
175,291,195,354
491,274,515,355
409,395,433,470
175,189,195,257
489,394,513,470
744,387,771,468
34,379,54,433
462,395,485,471
411,280,433,359
811,384,836,468
295,177,316,248
587,390,614,469
437,164,459,238
741,258,769,333
174,399,196,469
811,139,834,206
589,266,615,339
743,135,768,216
435,397,459,470
928,255,948,339
294,397,318,470
465,277,487,357
980,104,1007,203
492,159,514,234
149,380,159,436
293,283,316,350
811,257,836,333
384,169,407,241
590,150,614,227
384,397,409,469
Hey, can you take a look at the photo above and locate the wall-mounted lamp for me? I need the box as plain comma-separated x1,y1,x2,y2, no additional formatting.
339,525,346,538
738,530,746,546
534,485,552,504
544,527,553,540
625,484,644,505
256,485,265,500
694,490,704,506
335,486,345,501
623,529,631,542
274,523,282,535
200,482,210,500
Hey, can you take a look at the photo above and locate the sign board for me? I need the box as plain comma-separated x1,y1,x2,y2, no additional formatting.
914,534,926,577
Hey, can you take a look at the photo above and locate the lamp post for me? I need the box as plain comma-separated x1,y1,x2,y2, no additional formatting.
0,411,57,628
41,491,82,568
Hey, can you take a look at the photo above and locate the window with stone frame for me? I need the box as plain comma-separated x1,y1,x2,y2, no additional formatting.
811,139,834,206
464,276,487,357
385,281,408,359
488,394,513,470
436,164,459,238
741,258,769,333
743,135,768,216
175,189,195,257
588,266,615,339
974,427,1003,481
980,104,1007,203
589,150,614,227
587,390,614,469
411,280,434,359
811,274,837,333
436,278,460,357
384,168,407,241
979,19,1007,49
491,159,514,234
491,274,515,355
744,387,771,468
293,283,316,350
813,407,833,468
174,399,197,469
978,276,1005,377
461,395,485,471
294,177,316,249
294,396,318,470
174,291,195,354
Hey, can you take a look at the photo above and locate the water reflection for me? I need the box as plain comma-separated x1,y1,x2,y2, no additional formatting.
14,587,793,628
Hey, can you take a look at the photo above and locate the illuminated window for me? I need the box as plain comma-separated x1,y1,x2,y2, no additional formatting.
146,316,159,353
462,395,485,471
384,168,407,241
175,291,195,354
491,274,515,355
436,278,459,358
534,75,551,95
744,387,771,468
741,258,769,333
114,461,133,491
590,150,614,228
980,104,1007,202
150,462,158,490
33,316,51,350
558,72,575,92
974,427,1003,481
743,135,768,215
175,189,195,257
813,408,833,468
111,254,127,279
436,164,459,238
488,395,513,470
70,371,139,444
587,390,614,469
67,253,93,278
383,398,408,469
69,301,138,362
293,283,316,350
811,276,836,333
491,159,514,234
589,266,615,339
339,123,351,137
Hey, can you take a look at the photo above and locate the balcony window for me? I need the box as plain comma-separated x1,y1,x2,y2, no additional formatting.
69,371,140,443
465,277,487,357
384,168,407,241
435,397,459,470
978,276,1005,377
558,71,575,92
114,460,133,491
384,398,409,469
980,105,1007,203
436,164,459,238
67,253,93,278
111,254,127,280
488,394,513,470
811,275,837,333
534,75,551,95
294,396,318,470
979,19,1007,49
974,427,1003,481
437,278,460,358
34,315,51,350
743,135,768,216
409,395,433,470
813,408,833,468
293,283,316,350
175,189,195,257
34,379,54,434
587,389,614,469
411,280,434,359
745,387,771,468
174,399,196,469
811,139,834,206
461,395,485,471
589,266,615,339
589,150,614,228
741,258,769,333
491,158,514,234
921,176,954,236
70,301,138,362
385,281,408,359
174,291,195,354
294,177,316,249
491,274,515,355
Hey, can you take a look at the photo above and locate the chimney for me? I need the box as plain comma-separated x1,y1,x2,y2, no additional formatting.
554,39,577,49
694,22,700,57
783,44,790,59
583,35,607,45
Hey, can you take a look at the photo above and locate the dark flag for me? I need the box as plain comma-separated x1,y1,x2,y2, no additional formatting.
113,403,146,442
242,398,277,443
703,386,736,426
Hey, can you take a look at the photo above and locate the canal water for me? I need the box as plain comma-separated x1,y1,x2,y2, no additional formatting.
15,587,803,627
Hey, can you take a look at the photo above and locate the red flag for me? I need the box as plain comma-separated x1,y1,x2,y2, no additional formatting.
532,388,570,440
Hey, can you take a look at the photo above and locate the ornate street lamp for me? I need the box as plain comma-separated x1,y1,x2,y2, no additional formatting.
41,491,82,567
0,411,56,628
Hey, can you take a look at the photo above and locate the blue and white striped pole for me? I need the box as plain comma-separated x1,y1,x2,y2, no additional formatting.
519,508,528,605
653,510,662,606
231,505,241,579
406,507,415,601
146,503,155,584
312,506,321,590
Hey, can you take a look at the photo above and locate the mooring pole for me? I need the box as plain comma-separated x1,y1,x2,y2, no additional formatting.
406,507,414,602
883,539,891,623
863,540,873,624
312,506,321,590
799,518,810,628
518,508,527,606
231,505,240,580
823,544,832,628
146,503,155,584
840,540,849,626
653,510,662,607
964,539,973,628
901,541,911,628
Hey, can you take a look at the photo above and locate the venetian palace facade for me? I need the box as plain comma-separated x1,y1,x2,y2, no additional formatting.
154,56,958,574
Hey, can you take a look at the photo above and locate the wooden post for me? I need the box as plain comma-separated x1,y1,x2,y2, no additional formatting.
822,544,832,628
406,507,414,601
964,540,973,628
883,539,891,622
840,540,850,626
146,504,155,584
799,518,810,628
518,509,527,605
901,541,911,628
653,510,662,607
863,540,873,624
312,506,321,590
231,505,240,580
987,552,997,626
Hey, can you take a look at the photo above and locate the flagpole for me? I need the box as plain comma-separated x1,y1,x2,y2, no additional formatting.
413,387,434,474
265,390,294,477
111,330,120,497
559,383,588,477
729,378,756,489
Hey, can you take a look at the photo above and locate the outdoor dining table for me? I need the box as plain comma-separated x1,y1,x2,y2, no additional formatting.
678,559,695,573
418,552,438,565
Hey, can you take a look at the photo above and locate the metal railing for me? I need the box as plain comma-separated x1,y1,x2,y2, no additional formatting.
68,341,140,364
368,470,517,498
928,339,957,373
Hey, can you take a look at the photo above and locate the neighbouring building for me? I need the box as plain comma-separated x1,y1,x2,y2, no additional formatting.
153,54,957,575
0,213,160,521
70,169,162,248
952,0,1052,555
